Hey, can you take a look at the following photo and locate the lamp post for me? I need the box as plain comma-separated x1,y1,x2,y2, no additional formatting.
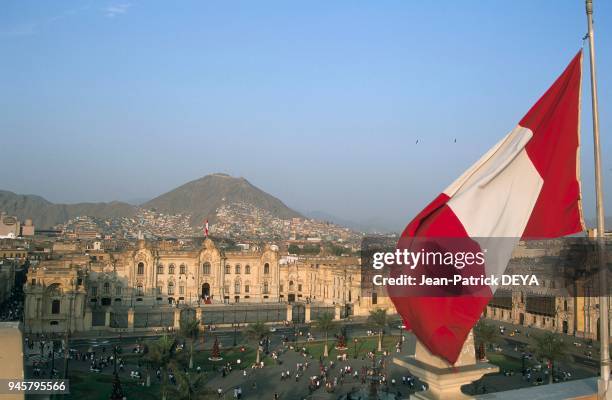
354,338,358,359
49,340,55,378
109,345,124,400
64,278,75,379
39,340,46,362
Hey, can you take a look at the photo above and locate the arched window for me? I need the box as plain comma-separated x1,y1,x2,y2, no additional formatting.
103,282,110,294
180,264,186,274
202,262,211,275
168,264,175,274
225,264,231,274
235,264,241,274
245,265,250,274
51,299,60,314
234,280,241,294
157,264,164,274
137,262,145,275
136,283,144,296
263,282,269,294
289,280,295,290
116,286,122,296
264,263,270,275
168,281,175,295
245,283,250,293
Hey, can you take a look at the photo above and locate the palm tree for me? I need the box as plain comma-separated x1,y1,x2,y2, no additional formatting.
244,321,269,364
314,312,336,357
180,317,201,369
367,309,388,352
144,335,176,400
473,320,497,360
532,332,567,384
169,367,211,400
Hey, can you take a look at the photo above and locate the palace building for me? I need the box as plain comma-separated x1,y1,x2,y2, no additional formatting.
22,237,392,334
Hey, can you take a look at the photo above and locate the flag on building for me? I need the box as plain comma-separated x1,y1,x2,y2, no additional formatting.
391,51,584,364
205,219,209,237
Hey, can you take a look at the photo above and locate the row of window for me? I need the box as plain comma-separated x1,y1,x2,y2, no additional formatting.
137,262,272,276
223,282,269,294
155,264,188,275
224,263,270,275
158,281,184,295
91,282,122,297
279,281,302,292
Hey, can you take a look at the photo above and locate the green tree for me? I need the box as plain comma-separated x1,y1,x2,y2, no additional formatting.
144,335,176,400
367,309,388,352
169,367,211,400
244,321,269,364
180,316,201,369
473,320,497,360
531,332,567,384
314,312,336,357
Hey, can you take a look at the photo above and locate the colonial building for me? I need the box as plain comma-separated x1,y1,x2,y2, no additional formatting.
485,238,612,341
23,237,396,334
24,238,282,333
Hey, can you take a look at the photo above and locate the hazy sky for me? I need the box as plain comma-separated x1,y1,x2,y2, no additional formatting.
1,1,611,231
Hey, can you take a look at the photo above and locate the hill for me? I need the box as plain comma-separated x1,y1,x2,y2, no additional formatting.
142,173,301,225
1,174,302,229
0,190,136,229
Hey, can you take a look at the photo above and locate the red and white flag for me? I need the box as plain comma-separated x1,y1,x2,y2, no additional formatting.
204,219,209,237
391,51,584,364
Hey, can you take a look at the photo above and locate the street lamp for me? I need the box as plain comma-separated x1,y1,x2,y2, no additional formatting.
109,345,124,400
354,338,358,359
50,340,55,378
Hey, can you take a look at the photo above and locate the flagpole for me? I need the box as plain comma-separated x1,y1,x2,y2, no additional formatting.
585,0,609,397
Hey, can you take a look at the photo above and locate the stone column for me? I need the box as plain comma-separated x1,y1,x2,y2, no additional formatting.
104,309,111,328
196,307,204,331
83,308,92,331
393,331,498,399
334,304,341,320
304,303,311,323
127,308,135,332
286,304,293,322
174,308,181,329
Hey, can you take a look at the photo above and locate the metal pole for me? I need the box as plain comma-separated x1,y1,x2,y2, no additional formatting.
585,1,609,397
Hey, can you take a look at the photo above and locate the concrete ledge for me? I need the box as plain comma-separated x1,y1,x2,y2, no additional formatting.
475,377,599,400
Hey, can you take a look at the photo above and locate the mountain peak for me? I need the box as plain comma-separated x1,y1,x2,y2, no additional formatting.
142,174,301,225
0,174,301,228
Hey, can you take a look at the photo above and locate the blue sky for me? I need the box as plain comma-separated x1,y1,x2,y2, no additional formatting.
1,1,611,231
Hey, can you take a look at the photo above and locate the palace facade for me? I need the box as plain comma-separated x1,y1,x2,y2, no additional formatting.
23,238,392,334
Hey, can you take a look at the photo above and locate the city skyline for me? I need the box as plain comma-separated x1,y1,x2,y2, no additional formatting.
1,0,611,232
